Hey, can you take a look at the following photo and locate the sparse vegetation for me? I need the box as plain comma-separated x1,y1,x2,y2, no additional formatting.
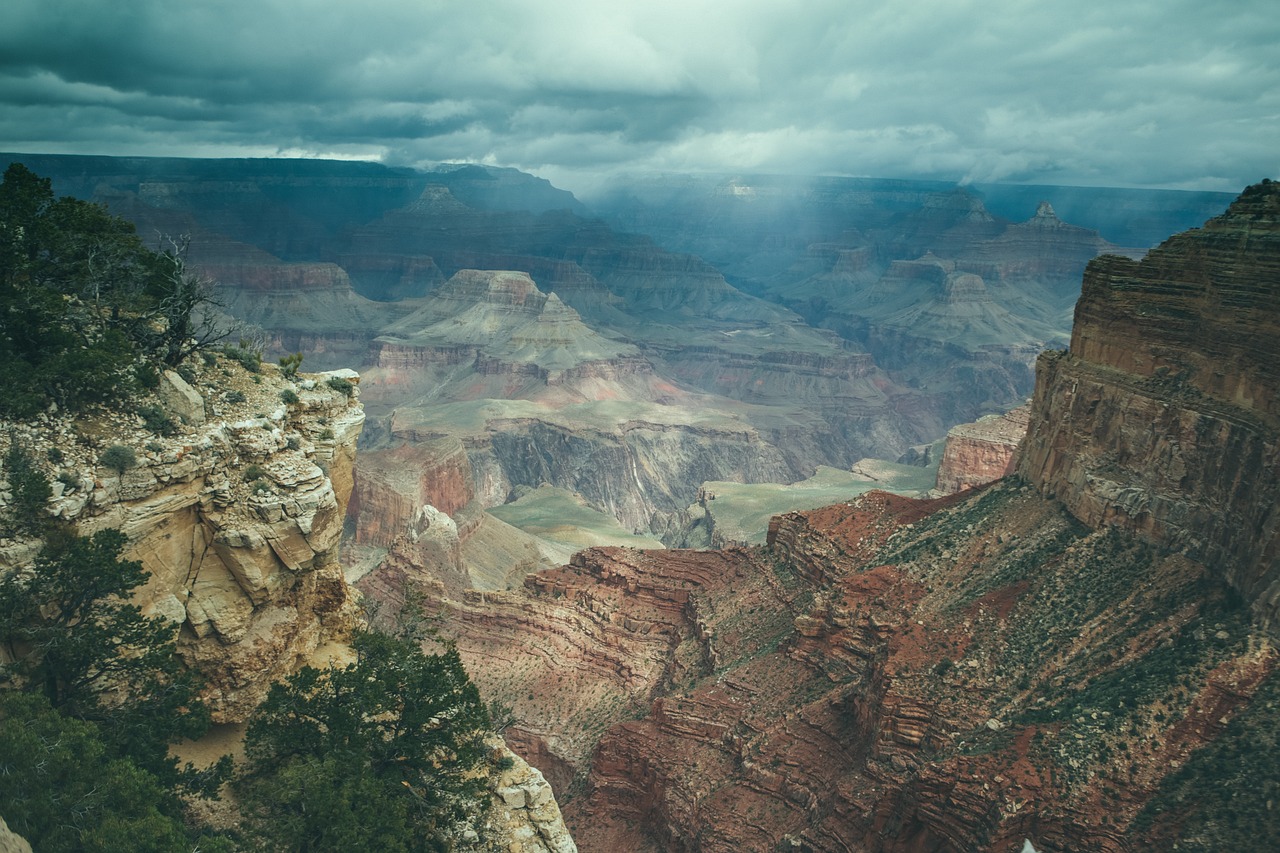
326,375,355,397
99,443,137,474
137,403,177,436
277,351,304,378
221,338,263,373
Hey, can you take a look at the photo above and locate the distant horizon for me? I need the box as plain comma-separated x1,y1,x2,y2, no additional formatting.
0,149,1250,205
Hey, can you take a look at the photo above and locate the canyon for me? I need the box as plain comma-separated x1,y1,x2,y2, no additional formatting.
2,152,1271,850
358,181,1279,851
1,154,1234,566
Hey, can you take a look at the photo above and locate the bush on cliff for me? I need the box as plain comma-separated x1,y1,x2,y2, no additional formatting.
0,163,228,418
0,527,227,794
236,629,492,852
0,525,231,849
0,691,203,853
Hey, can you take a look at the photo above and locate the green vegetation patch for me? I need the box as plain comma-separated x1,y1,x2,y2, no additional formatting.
489,484,665,550
698,462,938,545
1134,667,1280,849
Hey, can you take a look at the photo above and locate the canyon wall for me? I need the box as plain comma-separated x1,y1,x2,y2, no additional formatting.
933,403,1030,495
0,361,365,721
1019,179,1280,628
350,182,1280,852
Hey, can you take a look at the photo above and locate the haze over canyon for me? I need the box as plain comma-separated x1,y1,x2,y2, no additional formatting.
0,150,1276,852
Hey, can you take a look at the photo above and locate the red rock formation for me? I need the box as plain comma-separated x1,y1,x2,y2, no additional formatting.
561,488,1275,852
1020,180,1280,628
348,438,474,547
933,404,1031,495
352,184,1280,852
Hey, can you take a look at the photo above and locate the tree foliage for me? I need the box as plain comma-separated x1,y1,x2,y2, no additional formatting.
237,630,492,852
0,163,228,417
0,526,224,793
0,691,213,853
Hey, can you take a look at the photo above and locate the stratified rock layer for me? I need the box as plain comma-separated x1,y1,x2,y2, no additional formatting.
0,362,365,721
354,182,1280,852
1020,180,1280,628
934,403,1030,495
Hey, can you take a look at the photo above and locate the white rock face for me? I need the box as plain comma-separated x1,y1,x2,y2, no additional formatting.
0,368,365,722
482,741,578,853
159,369,206,427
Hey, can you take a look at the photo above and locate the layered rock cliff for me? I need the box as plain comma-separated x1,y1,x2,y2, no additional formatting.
1020,179,1280,628
933,403,1030,495
0,359,365,721
356,182,1280,852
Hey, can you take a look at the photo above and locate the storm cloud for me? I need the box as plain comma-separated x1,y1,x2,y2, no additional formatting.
1,0,1275,194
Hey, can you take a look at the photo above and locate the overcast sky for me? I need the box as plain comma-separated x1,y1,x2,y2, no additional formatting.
1,0,1275,195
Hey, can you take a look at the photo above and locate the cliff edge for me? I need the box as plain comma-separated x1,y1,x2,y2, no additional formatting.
0,357,365,721
1019,179,1280,629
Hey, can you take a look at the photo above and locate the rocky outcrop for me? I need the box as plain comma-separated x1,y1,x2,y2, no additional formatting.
934,403,1031,495
349,438,474,547
0,360,365,721
1020,180,1280,628
560,487,1275,852
351,182,1280,852
482,741,579,853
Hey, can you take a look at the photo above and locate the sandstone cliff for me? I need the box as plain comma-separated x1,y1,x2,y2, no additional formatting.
933,403,1030,495
1020,179,1280,629
0,358,365,721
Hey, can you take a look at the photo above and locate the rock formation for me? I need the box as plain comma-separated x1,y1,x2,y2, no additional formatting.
1020,179,1280,629
0,359,365,721
358,182,1279,852
482,741,579,853
933,403,1031,495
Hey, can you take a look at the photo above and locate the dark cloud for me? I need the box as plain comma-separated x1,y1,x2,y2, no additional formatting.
1,0,1275,194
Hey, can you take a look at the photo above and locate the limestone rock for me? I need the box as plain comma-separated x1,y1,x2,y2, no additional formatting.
158,369,205,426
0,364,365,722
482,741,578,853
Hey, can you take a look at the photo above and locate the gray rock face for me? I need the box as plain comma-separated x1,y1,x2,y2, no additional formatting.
159,369,205,426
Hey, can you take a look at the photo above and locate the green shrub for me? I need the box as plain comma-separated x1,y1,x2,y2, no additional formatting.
2,444,52,536
326,376,354,397
137,404,177,436
135,363,161,390
221,341,261,373
280,389,300,405
100,444,137,474
319,428,335,440
278,352,304,379
236,632,490,852
244,464,268,482
225,390,246,404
